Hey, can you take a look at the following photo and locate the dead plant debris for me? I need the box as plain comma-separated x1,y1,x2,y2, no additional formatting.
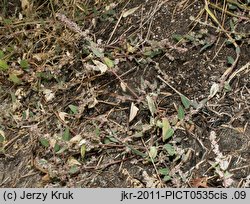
0,0,249,187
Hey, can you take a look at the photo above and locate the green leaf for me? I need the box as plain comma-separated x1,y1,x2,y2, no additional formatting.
156,120,163,128
62,128,70,141
0,129,5,144
172,34,183,42
149,146,157,160
163,144,175,156
89,43,104,58
68,104,78,114
3,19,12,25
199,42,213,52
8,74,22,84
80,144,86,159
54,143,60,152
69,165,79,174
165,128,174,140
0,50,4,59
104,138,112,144
20,59,29,69
163,175,172,182
180,95,190,109
39,138,50,147
0,59,9,71
103,57,114,68
162,118,172,142
177,105,185,120
224,82,232,92
159,167,170,175
143,49,162,58
106,136,118,143
228,4,237,10
185,34,195,42
227,56,234,65
229,20,235,32
93,124,100,137
56,146,67,154
128,145,146,158
0,135,5,143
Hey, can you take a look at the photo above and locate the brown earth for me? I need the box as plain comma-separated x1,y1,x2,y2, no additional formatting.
0,0,250,187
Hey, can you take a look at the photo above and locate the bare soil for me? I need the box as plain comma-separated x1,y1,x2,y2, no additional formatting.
0,0,249,187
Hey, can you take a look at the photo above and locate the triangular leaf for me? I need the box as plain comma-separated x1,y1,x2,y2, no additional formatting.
129,102,139,122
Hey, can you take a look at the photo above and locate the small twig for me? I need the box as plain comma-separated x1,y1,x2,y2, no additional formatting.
99,66,137,90
110,70,140,99
230,164,250,172
219,53,240,89
53,110,77,136
106,0,131,44
141,138,164,187
83,156,134,170
157,75,185,97
128,0,169,39
3,134,27,151
227,62,250,84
